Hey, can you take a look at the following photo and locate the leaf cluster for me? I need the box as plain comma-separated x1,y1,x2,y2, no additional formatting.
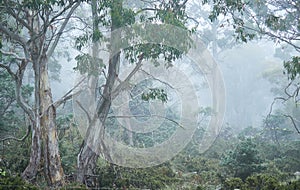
221,138,264,180
284,56,300,81
74,53,105,76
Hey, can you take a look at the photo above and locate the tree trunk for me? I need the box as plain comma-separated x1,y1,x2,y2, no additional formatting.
76,52,120,184
76,0,122,185
22,123,41,182
22,55,64,187
39,59,64,187
76,140,98,186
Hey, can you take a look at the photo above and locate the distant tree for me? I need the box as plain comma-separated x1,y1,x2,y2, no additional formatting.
0,70,32,174
0,71,21,133
203,0,300,134
73,0,194,185
221,138,264,180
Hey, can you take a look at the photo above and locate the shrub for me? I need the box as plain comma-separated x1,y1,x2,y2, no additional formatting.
245,174,279,190
0,169,38,190
222,177,244,190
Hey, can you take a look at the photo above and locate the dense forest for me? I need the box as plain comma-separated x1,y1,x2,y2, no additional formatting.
0,0,299,189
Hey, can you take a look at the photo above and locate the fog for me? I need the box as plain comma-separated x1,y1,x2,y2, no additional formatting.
51,39,284,133
2,0,300,189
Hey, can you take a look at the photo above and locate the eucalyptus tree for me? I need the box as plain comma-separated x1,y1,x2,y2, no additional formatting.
73,0,195,184
202,0,300,133
0,0,85,186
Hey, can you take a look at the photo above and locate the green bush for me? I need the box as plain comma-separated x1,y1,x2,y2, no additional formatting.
0,170,38,190
222,177,244,190
62,182,88,190
220,138,264,180
222,175,300,190
245,174,279,190
96,161,177,189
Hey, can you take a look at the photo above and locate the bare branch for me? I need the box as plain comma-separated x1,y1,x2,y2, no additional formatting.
107,114,184,129
0,63,17,79
48,1,76,25
112,54,144,99
76,100,92,125
0,50,26,61
0,60,33,120
264,80,300,138
243,9,300,52
283,114,300,134
140,69,175,89
0,125,31,142
135,7,158,15
53,76,86,108
3,0,33,32
47,1,81,58
0,24,27,47
15,73,34,120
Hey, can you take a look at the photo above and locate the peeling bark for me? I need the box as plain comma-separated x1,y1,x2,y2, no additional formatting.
39,59,64,187
22,123,41,182
22,56,64,187
0,1,80,187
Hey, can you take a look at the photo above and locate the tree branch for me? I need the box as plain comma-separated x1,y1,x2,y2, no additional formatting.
15,71,34,120
283,114,300,134
140,69,175,89
4,0,33,32
53,76,86,108
47,1,81,58
0,61,33,120
75,100,92,125
0,125,31,142
0,24,27,48
0,50,26,61
111,54,144,99
0,63,17,79
107,114,184,129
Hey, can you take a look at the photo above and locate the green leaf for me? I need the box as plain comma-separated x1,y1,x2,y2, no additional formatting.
141,88,168,103
283,56,300,80
74,53,105,76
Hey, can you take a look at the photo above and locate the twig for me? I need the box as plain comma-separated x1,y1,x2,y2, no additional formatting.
140,69,175,89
